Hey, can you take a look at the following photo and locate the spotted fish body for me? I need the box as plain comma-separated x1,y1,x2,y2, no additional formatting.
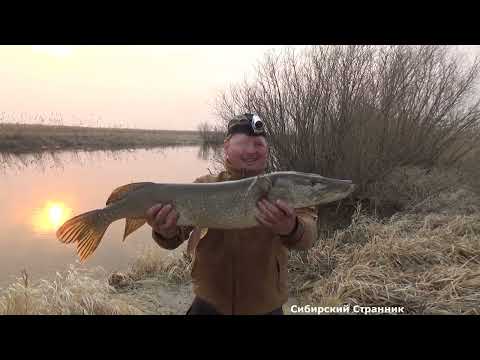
56,171,355,261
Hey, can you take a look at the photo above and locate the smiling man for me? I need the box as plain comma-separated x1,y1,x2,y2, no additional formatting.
146,113,318,315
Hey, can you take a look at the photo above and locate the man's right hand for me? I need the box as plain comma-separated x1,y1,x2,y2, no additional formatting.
146,203,179,239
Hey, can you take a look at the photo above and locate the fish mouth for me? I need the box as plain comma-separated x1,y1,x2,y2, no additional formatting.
306,173,356,197
345,183,356,195
313,182,356,204
305,173,353,186
326,180,355,193
320,181,355,193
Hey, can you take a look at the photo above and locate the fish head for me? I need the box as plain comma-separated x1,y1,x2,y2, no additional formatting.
269,171,356,206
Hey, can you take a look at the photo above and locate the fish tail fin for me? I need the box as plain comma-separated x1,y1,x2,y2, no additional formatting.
56,209,111,262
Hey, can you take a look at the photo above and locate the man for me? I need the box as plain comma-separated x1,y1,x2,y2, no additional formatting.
145,113,318,315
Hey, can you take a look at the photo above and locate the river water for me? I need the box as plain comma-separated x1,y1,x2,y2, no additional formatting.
0,146,220,287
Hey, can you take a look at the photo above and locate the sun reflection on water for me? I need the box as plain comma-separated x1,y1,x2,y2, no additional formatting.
32,201,73,234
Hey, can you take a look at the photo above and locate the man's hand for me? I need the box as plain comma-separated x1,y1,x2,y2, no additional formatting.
146,203,179,239
255,198,297,236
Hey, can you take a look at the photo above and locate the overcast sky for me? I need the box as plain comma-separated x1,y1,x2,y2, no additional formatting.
0,45,478,130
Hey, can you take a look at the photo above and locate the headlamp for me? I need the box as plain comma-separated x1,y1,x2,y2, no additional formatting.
251,114,264,134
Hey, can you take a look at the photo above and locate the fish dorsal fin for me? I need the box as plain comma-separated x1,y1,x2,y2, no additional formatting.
123,218,147,241
106,182,153,206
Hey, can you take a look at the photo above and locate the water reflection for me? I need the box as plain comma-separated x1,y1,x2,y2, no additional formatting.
197,144,225,174
32,201,73,234
0,146,217,287
0,145,182,174
197,143,222,161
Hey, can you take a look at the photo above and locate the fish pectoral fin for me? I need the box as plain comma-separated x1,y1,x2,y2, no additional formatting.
106,182,154,206
245,175,272,201
245,176,258,198
257,175,273,194
123,218,147,241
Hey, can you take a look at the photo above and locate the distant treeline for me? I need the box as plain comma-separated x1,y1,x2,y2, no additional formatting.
0,123,203,154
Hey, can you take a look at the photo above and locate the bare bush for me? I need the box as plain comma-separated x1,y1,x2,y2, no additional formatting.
197,122,225,145
215,46,480,201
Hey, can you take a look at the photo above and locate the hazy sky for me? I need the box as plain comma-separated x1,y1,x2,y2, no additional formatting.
1,45,478,131
0,45,300,130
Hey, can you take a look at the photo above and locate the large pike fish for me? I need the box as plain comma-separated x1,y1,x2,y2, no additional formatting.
56,171,355,262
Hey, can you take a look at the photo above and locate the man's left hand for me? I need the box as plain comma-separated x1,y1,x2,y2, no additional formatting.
256,198,297,236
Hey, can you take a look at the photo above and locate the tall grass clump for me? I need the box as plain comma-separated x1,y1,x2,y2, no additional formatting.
112,246,193,287
0,265,142,315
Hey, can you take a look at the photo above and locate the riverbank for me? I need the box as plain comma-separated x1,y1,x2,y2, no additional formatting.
1,166,479,315
0,123,203,154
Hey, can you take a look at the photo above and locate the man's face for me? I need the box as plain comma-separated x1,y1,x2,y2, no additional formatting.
224,133,268,174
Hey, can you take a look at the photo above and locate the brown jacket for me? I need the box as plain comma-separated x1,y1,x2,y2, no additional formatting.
152,169,318,315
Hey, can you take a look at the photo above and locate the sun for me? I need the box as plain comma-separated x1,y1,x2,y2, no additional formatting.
31,45,74,58
32,201,73,234
48,204,64,228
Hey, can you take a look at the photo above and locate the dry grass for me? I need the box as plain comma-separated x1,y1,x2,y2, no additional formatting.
288,191,480,314
0,264,142,315
363,166,480,216
0,244,193,315
287,164,480,314
0,250,193,315
0,123,203,154
121,246,192,286
103,246,194,314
